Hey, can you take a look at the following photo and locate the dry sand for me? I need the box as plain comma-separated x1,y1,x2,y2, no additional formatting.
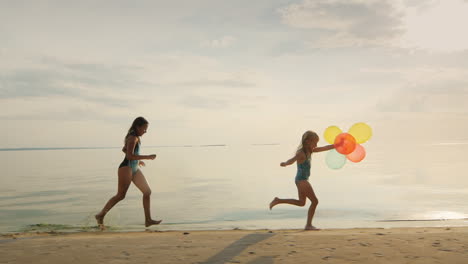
1,227,468,264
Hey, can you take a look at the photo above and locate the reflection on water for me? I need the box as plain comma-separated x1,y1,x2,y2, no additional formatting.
1,140,468,233
422,211,468,220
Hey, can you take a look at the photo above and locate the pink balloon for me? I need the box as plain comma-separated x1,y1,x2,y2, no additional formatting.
346,144,366,163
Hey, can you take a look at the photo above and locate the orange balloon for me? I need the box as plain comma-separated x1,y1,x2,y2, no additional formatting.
346,144,366,162
334,133,356,155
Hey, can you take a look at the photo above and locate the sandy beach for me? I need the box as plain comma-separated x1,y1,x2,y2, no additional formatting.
1,226,467,264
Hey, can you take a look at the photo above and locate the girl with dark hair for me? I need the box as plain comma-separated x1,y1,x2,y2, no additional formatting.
269,130,334,230
96,117,161,229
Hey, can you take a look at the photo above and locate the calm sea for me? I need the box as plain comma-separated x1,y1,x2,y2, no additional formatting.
1,138,468,233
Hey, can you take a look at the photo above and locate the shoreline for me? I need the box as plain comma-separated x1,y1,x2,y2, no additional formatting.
2,226,468,263
1,224,467,236
2,217,467,236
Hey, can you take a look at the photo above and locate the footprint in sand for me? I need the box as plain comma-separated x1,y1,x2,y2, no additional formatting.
439,249,453,252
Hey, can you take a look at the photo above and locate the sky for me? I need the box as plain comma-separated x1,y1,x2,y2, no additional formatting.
2,0,468,148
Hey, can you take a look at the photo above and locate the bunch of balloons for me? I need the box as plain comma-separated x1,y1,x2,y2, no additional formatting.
323,122,372,170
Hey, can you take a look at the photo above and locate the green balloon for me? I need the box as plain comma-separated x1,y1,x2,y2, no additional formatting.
326,149,347,170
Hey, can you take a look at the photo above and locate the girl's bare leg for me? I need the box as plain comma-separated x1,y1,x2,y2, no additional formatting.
269,181,307,209
95,167,133,229
269,180,319,230
299,181,319,230
132,170,162,227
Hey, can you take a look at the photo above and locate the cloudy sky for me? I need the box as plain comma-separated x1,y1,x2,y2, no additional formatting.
2,0,468,148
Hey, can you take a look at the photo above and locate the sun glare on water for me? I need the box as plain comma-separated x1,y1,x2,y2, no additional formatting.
424,211,467,220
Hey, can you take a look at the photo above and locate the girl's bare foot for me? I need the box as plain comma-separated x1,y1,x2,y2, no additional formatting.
269,197,279,210
145,219,162,227
95,214,105,230
305,225,320,231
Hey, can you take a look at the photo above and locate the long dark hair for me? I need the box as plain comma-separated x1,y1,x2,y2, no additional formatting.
124,116,149,143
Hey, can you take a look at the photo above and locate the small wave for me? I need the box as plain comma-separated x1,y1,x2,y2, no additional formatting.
19,223,121,233
377,218,468,222
429,142,468,146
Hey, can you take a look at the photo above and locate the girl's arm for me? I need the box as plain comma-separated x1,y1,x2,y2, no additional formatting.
125,136,156,160
280,151,304,167
312,144,335,153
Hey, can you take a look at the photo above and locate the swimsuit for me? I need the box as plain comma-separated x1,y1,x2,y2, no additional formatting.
295,151,311,183
119,142,140,175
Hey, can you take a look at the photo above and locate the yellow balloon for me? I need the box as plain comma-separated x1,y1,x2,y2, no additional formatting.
348,122,372,144
324,126,342,144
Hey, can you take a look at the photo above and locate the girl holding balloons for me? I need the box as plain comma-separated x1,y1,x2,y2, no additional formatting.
269,130,335,230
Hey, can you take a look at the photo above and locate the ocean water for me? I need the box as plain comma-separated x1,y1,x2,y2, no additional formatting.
2,134,468,233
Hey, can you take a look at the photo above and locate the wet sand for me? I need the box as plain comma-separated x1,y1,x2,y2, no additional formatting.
1,227,468,264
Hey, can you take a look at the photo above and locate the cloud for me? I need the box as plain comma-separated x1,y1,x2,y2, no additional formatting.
399,0,468,52
173,78,255,89
0,58,151,108
181,95,230,110
278,0,404,48
277,0,468,52
361,66,468,86
377,87,468,113
0,52,272,125
0,96,130,123
201,36,236,48
403,0,439,10
372,67,468,113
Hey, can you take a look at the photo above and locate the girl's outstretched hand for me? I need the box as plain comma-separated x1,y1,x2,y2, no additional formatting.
280,162,287,167
148,154,157,160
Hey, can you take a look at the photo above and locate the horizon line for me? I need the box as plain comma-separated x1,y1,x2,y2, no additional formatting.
0,143,281,152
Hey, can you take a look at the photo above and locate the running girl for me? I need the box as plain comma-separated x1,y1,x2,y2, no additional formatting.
269,130,334,230
96,117,161,229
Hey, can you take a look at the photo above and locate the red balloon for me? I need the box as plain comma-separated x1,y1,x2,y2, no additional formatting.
334,133,357,155
346,144,366,162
